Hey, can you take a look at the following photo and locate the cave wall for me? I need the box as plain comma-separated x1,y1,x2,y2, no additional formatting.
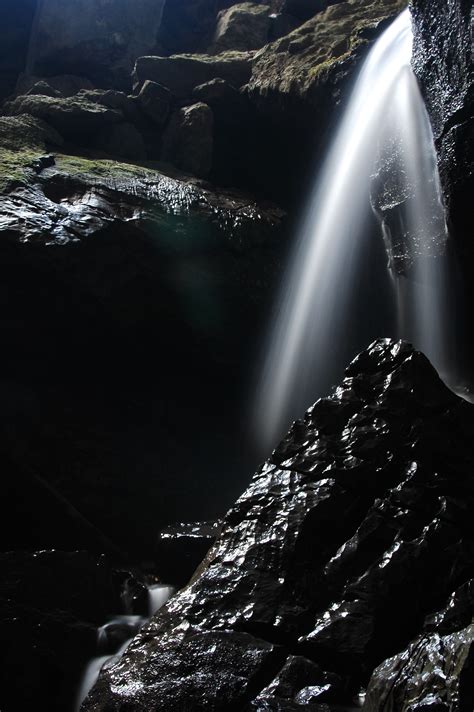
0,0,38,100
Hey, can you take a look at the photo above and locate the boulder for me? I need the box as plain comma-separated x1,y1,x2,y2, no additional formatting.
137,80,171,127
77,88,142,124
4,93,122,140
0,113,63,152
133,51,253,99
209,3,273,53
16,72,95,97
82,339,474,711
25,79,62,98
162,102,214,177
26,0,167,90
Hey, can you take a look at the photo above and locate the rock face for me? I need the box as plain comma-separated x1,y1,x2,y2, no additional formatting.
5,93,122,139
26,0,167,90
411,0,473,247
410,0,473,384
83,339,474,710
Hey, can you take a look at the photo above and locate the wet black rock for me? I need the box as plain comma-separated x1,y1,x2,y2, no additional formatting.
364,579,474,711
82,340,474,710
410,0,474,382
411,0,473,248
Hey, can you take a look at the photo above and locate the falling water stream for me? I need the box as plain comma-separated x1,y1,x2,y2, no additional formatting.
75,584,175,711
256,8,452,449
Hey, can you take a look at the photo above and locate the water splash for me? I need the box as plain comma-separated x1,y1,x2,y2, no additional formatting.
75,585,175,711
256,9,451,449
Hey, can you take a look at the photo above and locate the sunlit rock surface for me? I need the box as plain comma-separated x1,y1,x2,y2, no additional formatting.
83,339,474,710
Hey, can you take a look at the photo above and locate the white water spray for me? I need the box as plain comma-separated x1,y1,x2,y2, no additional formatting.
256,9,451,448
75,585,175,711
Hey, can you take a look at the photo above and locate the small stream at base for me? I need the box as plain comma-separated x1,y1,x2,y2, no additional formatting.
75,584,175,711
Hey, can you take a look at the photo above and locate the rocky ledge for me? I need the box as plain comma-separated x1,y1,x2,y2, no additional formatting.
83,339,474,710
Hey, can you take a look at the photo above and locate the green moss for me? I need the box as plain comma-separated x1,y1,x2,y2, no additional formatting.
0,148,44,191
55,154,160,182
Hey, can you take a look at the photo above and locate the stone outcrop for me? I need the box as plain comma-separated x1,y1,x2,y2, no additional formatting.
82,339,474,710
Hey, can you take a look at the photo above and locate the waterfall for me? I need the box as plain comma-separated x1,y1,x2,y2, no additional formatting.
75,584,175,711
256,8,452,449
